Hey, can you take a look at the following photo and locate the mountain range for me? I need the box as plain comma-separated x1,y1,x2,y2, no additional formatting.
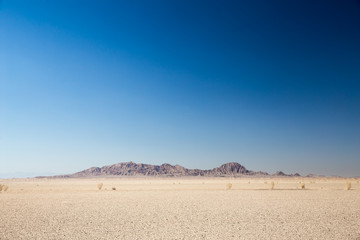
43,162,302,178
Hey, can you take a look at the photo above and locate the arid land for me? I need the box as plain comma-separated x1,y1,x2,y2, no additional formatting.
1,177,359,240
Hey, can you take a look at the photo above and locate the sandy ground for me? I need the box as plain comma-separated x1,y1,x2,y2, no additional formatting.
0,177,360,240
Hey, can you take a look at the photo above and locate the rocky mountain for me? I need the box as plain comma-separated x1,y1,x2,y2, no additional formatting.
45,162,300,178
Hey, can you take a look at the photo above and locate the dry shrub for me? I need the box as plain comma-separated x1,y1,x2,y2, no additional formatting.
112,187,116,191
300,183,305,190
270,181,275,190
346,182,351,191
0,184,2,192
3,185,8,191
226,183,232,190
97,183,103,190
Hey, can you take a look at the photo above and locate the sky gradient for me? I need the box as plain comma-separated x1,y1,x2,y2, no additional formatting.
1,0,360,177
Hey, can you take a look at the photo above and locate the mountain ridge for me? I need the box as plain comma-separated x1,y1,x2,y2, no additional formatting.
40,161,302,178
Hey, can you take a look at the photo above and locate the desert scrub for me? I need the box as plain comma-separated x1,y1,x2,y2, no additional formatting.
97,183,103,190
300,183,305,190
346,182,351,190
270,181,275,190
226,183,232,190
0,184,2,192
112,187,116,191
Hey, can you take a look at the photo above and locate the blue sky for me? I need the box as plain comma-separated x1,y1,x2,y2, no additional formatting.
1,0,360,177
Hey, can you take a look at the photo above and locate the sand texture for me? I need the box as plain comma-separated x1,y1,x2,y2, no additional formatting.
1,178,359,239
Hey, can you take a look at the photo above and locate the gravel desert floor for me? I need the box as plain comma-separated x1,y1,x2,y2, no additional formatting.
0,177,360,240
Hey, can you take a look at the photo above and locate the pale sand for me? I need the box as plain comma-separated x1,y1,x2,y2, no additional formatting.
1,178,359,239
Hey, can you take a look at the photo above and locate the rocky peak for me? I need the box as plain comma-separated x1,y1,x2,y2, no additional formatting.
213,162,249,174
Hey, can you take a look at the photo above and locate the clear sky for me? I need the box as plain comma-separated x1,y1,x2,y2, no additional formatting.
1,0,360,178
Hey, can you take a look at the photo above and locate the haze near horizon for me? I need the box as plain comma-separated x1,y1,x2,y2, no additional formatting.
1,0,360,178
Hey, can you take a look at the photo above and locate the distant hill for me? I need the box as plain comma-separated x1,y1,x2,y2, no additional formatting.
39,162,301,178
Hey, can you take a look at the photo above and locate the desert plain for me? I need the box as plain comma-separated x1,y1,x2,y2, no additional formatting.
0,177,359,240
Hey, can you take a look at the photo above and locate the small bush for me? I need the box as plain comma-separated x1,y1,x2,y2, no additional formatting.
346,182,351,191
300,183,305,190
97,183,103,190
226,183,232,190
3,185,8,191
112,187,116,191
270,181,275,190
0,184,2,192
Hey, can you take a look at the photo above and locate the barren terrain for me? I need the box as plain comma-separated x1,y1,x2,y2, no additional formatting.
1,178,359,239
